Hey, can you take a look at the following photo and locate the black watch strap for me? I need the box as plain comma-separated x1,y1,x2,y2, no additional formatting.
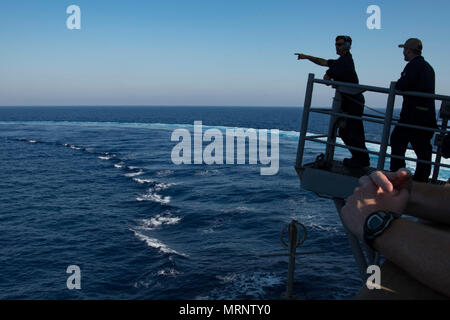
363,211,398,250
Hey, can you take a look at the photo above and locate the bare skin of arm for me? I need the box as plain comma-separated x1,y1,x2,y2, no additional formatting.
368,170,450,225
405,182,450,225
294,53,328,67
372,218,450,297
341,170,450,297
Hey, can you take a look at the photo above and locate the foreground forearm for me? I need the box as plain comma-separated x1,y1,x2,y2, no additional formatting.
374,218,450,297
405,183,450,225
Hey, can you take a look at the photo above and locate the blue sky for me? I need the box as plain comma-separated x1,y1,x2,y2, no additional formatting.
1,0,449,107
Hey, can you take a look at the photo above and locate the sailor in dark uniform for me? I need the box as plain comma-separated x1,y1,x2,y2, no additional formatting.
390,38,437,182
296,35,370,168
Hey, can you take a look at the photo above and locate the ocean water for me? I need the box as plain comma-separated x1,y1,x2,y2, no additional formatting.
0,106,448,300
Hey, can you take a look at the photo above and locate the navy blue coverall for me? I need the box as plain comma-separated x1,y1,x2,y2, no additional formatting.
390,56,437,182
326,53,370,164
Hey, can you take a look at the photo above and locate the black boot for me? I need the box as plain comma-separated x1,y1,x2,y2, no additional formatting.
343,157,370,168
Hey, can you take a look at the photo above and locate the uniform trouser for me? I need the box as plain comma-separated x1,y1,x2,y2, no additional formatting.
390,125,434,182
338,117,370,162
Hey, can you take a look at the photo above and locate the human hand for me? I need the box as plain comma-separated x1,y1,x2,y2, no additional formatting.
341,171,410,239
295,53,308,60
367,169,412,194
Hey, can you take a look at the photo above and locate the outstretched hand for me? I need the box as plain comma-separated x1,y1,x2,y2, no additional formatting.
295,53,308,60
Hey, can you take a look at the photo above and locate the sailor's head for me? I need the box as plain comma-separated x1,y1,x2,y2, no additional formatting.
399,38,422,62
335,35,352,56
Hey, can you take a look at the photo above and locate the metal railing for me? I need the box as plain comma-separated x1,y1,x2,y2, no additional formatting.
295,73,450,281
296,73,450,183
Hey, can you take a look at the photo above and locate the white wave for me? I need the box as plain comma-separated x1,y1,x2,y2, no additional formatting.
136,189,171,204
298,213,343,235
133,178,155,184
128,166,139,170
131,229,187,256
28,140,38,144
139,213,181,230
125,170,144,177
305,222,341,234
157,268,183,277
70,145,81,150
154,182,176,191
7,119,448,180
98,155,114,160
5,121,298,141
114,162,125,168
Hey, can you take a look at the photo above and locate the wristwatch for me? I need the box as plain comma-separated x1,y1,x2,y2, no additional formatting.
363,211,399,249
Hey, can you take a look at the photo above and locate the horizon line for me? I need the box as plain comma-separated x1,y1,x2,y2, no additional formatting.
0,104,393,109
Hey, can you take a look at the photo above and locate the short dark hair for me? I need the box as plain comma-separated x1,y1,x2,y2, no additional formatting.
336,35,352,49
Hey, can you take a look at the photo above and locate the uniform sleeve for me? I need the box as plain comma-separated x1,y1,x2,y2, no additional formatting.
396,64,416,91
327,59,336,67
326,59,345,79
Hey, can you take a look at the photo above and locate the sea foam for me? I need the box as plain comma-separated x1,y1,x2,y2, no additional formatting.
136,189,171,204
125,170,144,177
139,213,181,230
131,229,186,256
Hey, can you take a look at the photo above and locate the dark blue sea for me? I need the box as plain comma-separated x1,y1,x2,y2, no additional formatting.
1,106,448,300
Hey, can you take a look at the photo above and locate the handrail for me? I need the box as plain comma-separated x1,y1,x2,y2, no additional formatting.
314,78,450,101
310,109,441,133
311,107,393,121
295,73,450,182
305,136,450,169
314,78,391,94
295,73,450,282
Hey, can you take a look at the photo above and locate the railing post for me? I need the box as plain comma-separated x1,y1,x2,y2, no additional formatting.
432,101,449,182
334,199,369,281
296,73,315,169
325,89,342,167
377,81,396,170
283,221,298,299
